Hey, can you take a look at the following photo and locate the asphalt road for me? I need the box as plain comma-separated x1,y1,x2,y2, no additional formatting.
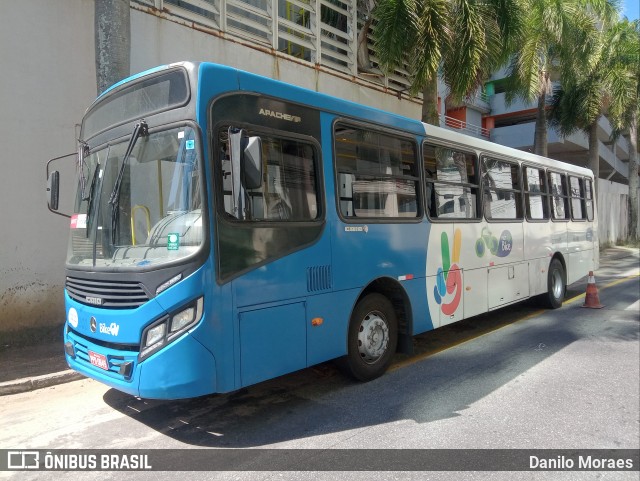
1,258,638,481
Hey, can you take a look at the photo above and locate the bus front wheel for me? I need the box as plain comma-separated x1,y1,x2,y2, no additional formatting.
541,258,566,309
340,293,398,382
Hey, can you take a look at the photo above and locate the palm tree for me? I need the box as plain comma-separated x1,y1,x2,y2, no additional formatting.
504,0,618,157
372,0,523,124
549,17,631,198
607,20,640,241
95,0,131,95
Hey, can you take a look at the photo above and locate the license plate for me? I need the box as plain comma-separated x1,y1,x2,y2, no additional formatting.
88,350,109,371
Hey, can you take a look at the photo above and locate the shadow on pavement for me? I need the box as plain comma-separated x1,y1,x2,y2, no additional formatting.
102,277,639,448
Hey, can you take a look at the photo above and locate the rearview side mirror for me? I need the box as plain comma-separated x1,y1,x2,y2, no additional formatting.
242,136,263,190
46,152,74,218
228,128,264,219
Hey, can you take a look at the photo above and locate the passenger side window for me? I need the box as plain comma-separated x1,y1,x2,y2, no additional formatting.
585,178,594,221
549,171,570,220
482,157,522,220
335,125,419,219
523,166,549,220
218,128,319,221
423,144,480,220
569,175,587,220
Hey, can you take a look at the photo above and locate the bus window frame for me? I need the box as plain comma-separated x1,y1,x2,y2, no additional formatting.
480,154,524,223
568,174,588,222
212,120,326,226
82,67,192,142
548,170,571,222
333,119,423,224
422,140,481,223
522,163,551,223
584,177,595,222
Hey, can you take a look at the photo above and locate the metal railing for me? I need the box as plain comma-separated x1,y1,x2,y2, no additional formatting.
442,115,490,138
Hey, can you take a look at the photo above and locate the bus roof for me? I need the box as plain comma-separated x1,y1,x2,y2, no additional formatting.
97,61,593,178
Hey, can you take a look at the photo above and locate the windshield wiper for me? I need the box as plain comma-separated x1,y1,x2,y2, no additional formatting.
108,120,148,245
85,161,100,238
78,142,90,201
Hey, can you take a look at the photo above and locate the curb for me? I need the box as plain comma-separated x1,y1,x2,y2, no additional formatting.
0,370,85,396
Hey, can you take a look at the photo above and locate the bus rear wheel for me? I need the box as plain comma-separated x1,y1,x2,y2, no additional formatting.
340,293,398,382
541,258,566,309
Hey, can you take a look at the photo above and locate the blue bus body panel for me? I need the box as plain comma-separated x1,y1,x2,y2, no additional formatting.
235,70,426,135
66,329,216,399
239,302,306,386
67,62,438,399
64,264,221,399
99,64,171,99
137,333,216,399
196,63,426,137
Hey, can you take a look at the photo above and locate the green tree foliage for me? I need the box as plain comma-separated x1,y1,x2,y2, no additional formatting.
550,17,631,193
504,0,619,156
372,0,523,124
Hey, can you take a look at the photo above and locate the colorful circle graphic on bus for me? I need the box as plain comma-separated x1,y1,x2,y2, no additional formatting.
433,228,462,316
475,227,512,257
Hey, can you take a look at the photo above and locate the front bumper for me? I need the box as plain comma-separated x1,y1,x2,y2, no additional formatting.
65,329,216,399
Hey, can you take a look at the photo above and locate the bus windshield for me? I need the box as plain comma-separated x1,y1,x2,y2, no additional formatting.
67,125,204,269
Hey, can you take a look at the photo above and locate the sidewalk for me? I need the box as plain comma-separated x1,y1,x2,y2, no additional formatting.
1,246,638,396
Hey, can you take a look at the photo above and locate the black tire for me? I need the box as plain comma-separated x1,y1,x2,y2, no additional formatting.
540,258,566,309
339,293,398,382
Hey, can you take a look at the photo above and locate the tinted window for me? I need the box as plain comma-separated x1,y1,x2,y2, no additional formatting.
549,172,570,220
523,166,549,220
569,176,587,220
219,129,319,222
82,69,190,140
585,178,594,221
335,125,419,219
482,157,522,220
424,144,480,220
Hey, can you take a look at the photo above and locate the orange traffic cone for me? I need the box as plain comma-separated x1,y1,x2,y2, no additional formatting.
582,271,604,309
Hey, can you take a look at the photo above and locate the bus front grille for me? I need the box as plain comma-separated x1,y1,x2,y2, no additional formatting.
66,276,149,309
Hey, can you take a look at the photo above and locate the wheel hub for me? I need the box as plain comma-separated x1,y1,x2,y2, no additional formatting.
357,311,389,364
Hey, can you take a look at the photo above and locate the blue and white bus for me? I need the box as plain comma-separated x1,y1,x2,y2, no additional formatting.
47,62,598,399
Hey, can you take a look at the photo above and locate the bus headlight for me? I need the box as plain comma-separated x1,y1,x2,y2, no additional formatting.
170,297,203,334
139,297,204,361
146,323,166,347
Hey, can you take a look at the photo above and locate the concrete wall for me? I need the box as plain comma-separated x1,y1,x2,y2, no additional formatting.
0,0,96,340
598,181,639,245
